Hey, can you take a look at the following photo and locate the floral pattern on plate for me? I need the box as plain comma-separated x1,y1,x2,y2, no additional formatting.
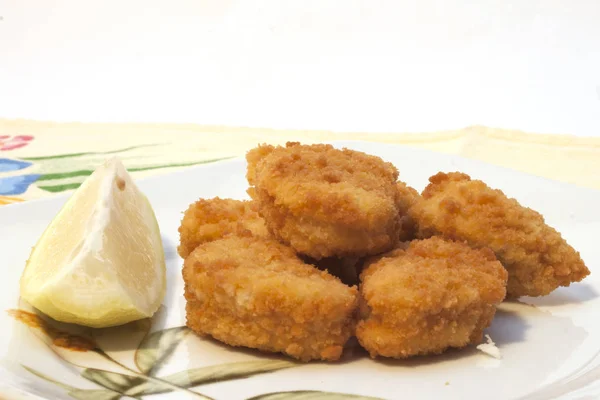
0,135,34,152
0,137,231,203
8,309,379,400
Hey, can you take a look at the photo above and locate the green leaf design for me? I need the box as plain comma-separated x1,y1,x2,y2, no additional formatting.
82,360,296,397
18,314,303,400
68,389,122,400
127,360,296,397
82,368,214,400
247,391,385,400
81,368,145,393
22,144,163,161
22,365,79,392
37,158,233,182
91,318,151,372
135,326,190,375
21,365,121,400
127,158,233,172
36,169,98,181
38,182,83,192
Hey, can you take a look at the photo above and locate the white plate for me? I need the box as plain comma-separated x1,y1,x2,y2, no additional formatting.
1,141,599,400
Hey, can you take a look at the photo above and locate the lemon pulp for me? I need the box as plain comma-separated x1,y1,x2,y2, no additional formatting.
19,158,166,328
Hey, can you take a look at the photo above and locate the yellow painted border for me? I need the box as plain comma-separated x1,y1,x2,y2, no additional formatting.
0,196,24,205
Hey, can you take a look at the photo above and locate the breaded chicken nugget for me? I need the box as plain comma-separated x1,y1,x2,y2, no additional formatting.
246,142,402,259
410,172,590,297
396,181,421,242
183,236,359,362
357,237,507,359
178,198,269,258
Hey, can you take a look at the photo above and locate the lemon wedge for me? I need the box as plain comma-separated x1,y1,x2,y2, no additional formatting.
20,158,166,328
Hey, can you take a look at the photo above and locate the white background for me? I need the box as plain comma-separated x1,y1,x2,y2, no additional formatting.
1,0,599,136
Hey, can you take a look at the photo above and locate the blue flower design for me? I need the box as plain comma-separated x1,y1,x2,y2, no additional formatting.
0,158,32,173
0,158,38,195
0,175,41,195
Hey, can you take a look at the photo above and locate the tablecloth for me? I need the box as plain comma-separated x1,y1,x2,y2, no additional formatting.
1,119,598,207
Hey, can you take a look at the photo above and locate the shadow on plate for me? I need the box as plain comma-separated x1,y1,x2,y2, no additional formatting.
161,235,180,263
184,331,303,363
486,305,530,347
371,345,479,368
91,305,175,353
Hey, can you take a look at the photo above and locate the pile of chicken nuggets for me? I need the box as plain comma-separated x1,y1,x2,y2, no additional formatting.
179,142,590,362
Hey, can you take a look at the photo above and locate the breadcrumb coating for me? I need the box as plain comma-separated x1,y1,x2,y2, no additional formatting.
183,236,358,362
357,237,507,359
410,172,590,297
178,198,269,258
246,142,402,259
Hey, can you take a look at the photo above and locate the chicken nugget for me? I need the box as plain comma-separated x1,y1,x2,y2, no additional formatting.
410,172,590,297
183,236,358,362
178,197,269,258
396,181,421,242
246,142,402,259
357,237,507,359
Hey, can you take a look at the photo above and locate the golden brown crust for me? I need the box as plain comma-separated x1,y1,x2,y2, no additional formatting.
410,172,590,297
356,237,507,359
183,236,358,362
178,198,269,258
246,142,402,259
245,143,275,186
